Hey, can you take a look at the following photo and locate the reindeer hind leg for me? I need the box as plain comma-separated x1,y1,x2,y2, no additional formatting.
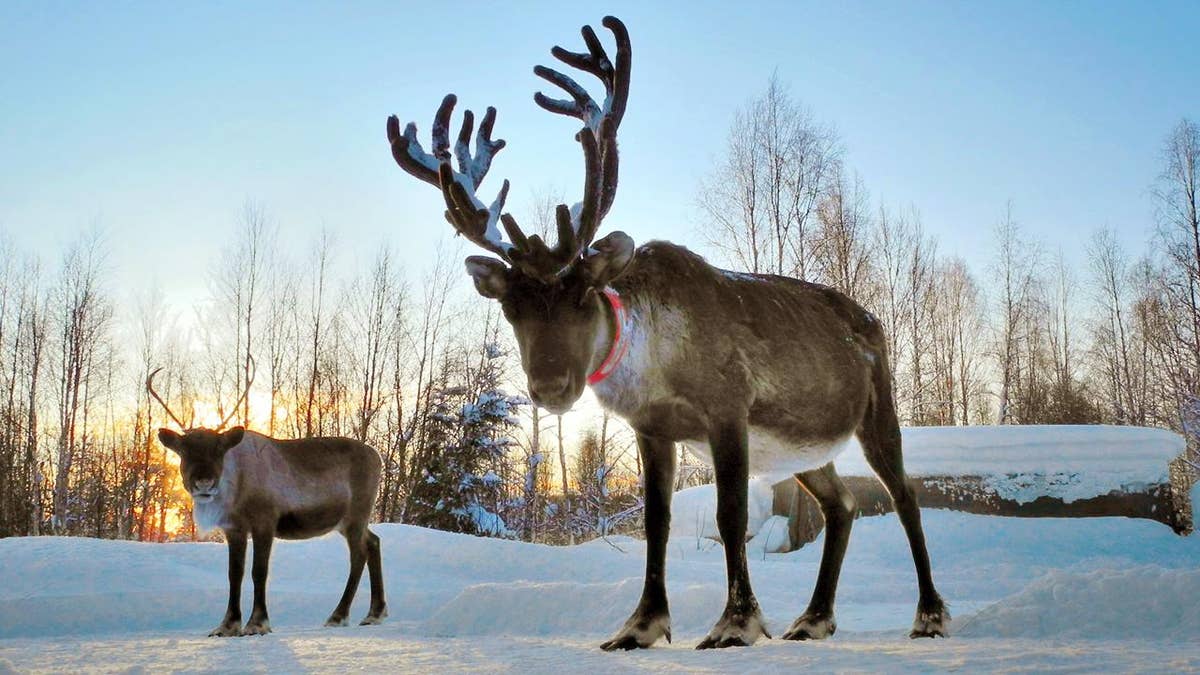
858,364,948,638
783,463,855,640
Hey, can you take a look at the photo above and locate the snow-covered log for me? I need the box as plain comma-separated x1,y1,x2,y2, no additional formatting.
773,425,1191,552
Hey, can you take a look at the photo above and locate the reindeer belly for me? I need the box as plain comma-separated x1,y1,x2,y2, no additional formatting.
683,428,853,479
276,503,348,540
265,463,354,539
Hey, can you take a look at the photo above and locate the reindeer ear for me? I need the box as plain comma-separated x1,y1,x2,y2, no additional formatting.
221,426,245,451
157,428,182,454
465,256,509,299
580,231,635,288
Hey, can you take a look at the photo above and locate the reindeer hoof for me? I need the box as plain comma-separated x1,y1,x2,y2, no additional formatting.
910,597,950,638
243,620,272,636
910,609,950,638
359,614,386,626
600,610,671,650
695,605,770,649
324,615,349,628
783,611,836,640
208,621,242,638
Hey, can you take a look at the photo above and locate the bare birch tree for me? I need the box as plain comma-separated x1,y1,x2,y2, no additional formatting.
813,169,877,303
346,246,405,442
51,231,113,532
213,201,275,427
1152,118,1200,428
1089,229,1141,424
699,74,840,278
991,203,1041,424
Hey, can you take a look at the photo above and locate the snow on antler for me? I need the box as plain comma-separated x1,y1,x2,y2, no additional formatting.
386,16,631,280
387,95,515,260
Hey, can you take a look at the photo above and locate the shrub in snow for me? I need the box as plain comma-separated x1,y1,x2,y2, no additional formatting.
748,515,791,555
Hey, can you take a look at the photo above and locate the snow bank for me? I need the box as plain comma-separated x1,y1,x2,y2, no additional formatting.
959,566,1200,640
2,418,1198,650
668,477,775,542
836,425,1184,504
747,515,790,555
5,509,1199,644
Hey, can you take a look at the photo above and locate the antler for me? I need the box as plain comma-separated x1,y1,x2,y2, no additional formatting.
217,355,256,430
146,367,188,430
387,95,520,263
385,16,631,283
528,16,631,269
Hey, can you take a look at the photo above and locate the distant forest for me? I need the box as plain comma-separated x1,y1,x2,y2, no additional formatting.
0,79,1196,544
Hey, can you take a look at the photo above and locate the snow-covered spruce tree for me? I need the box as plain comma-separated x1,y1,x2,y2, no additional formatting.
407,331,525,537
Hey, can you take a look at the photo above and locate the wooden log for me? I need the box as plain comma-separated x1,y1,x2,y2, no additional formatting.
772,472,1190,553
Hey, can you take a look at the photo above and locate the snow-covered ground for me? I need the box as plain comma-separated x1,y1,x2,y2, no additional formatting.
2,508,1198,673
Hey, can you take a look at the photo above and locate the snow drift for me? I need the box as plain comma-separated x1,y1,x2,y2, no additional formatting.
959,566,1200,640
668,476,776,542
1,425,1196,671
3,510,1199,643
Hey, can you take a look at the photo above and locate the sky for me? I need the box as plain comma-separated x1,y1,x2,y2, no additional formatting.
2,0,1198,316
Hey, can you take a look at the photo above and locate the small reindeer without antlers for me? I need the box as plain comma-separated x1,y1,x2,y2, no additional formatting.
149,360,387,637
388,15,947,650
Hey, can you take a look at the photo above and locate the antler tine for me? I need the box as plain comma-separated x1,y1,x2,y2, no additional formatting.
600,16,632,130
386,95,452,188
453,106,506,190
530,16,631,274
146,367,188,430
388,96,523,262
218,355,256,430
534,17,631,134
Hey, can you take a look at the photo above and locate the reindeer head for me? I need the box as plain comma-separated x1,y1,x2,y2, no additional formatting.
147,363,253,501
157,427,245,502
388,17,634,414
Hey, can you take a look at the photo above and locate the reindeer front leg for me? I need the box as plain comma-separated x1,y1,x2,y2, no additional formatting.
601,433,675,650
697,419,770,649
243,528,274,635
209,529,246,637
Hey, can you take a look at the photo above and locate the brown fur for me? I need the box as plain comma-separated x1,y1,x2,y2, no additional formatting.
475,240,947,649
158,427,388,636
599,241,881,445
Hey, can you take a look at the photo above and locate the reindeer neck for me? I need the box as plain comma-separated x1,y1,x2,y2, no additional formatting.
583,242,712,422
586,281,678,419
586,287,627,385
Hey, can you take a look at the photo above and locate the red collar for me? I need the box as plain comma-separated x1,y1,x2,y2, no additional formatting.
587,287,630,386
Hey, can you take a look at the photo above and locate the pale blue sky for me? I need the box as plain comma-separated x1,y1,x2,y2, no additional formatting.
2,1,1197,311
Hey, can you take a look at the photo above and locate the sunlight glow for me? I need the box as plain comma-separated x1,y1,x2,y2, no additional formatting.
185,390,286,431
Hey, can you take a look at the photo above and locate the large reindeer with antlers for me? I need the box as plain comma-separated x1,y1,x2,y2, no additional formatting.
148,366,387,636
387,16,947,650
